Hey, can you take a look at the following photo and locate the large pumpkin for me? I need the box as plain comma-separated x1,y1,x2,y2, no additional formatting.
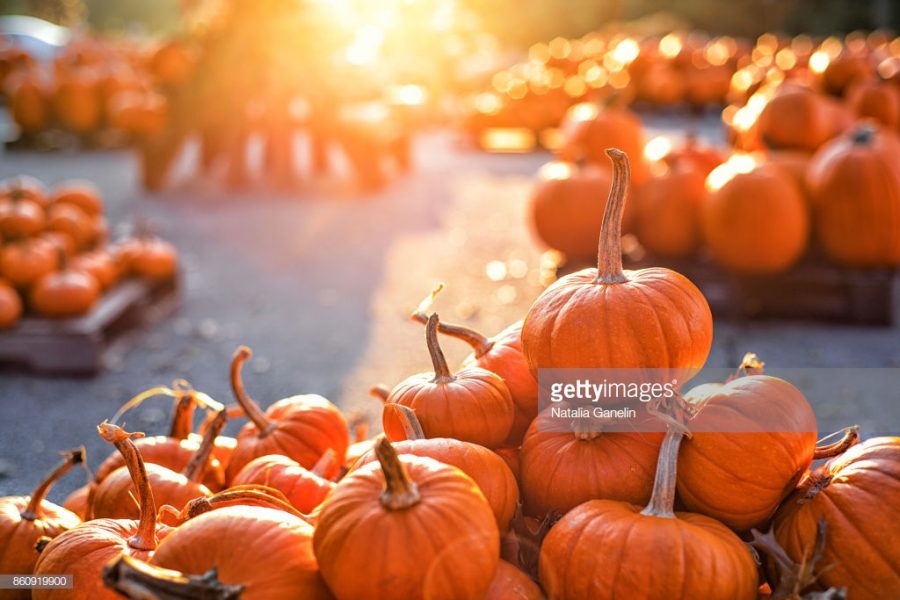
539,430,758,599
702,157,808,273
521,149,712,381
383,314,514,449
677,358,818,531
806,124,900,266
773,437,900,600
314,437,500,600
756,87,838,152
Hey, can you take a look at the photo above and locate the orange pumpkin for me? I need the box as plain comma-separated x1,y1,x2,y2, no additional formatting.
702,158,808,273
756,87,837,152
485,560,544,600
383,314,514,449
0,193,45,238
53,69,102,134
522,149,712,380
62,484,94,521
0,278,22,329
7,73,48,134
806,124,900,266
150,40,196,88
636,162,707,258
107,90,168,137
51,180,104,216
0,237,58,289
70,250,120,291
846,78,900,129
46,203,93,250
30,261,100,318
118,235,178,280
231,451,337,514
0,175,48,207
821,52,872,96
314,438,500,600
638,65,685,106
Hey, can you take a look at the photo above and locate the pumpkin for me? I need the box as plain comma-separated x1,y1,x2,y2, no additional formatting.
684,64,732,107
702,158,808,273
412,285,538,445
117,235,178,280
0,449,83,595
756,87,843,151
231,451,337,514
150,40,196,88
538,430,758,599
314,437,500,600
226,345,349,482
53,69,102,134
0,278,22,329
0,238,58,289
103,554,244,599
659,133,725,176
30,259,100,318
528,160,634,262
636,161,707,258
0,192,45,238
773,437,900,600
638,65,685,106
360,405,518,532
33,424,170,600
806,124,900,266
383,314,514,449
675,355,816,531
70,251,120,291
160,486,309,527
846,78,900,129
62,483,94,521
8,74,48,134
0,175,48,207
51,181,104,216
558,102,650,185
107,90,168,137
521,149,712,381
821,52,872,96
46,203,93,250
485,560,544,600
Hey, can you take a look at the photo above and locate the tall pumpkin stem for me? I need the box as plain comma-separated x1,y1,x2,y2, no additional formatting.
182,408,227,482
640,429,683,519
97,422,159,551
595,148,630,285
168,383,197,440
375,437,421,510
392,404,426,440
425,314,454,383
22,448,85,520
230,345,275,436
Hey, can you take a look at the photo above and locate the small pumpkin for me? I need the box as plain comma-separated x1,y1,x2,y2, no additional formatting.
0,237,58,289
314,437,500,600
806,123,900,266
0,449,83,595
52,69,102,134
226,345,349,482
636,161,707,258
485,560,545,600
0,278,22,329
51,180,104,216
538,430,758,600
46,203,93,250
118,235,178,280
30,257,100,318
70,250,120,291
846,78,900,129
383,314,514,449
7,74,48,134
231,451,337,514
0,175,48,207
522,149,712,380
0,192,45,238
773,437,900,600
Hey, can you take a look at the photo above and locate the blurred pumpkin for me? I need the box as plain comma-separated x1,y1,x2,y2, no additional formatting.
51,180,104,216
636,162,707,258
0,237,58,289
0,278,22,328
150,40,196,88
756,87,844,152
7,73,48,134
46,203,93,250
53,69,102,134
30,259,100,318
0,192,45,238
846,78,900,129
70,250,120,291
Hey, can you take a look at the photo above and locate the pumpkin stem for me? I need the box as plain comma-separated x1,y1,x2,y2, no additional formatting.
311,449,338,478
813,425,860,460
850,124,875,146
163,485,309,525
749,520,838,599
230,345,275,436
103,554,245,600
425,314,455,383
182,408,227,482
111,384,192,431
389,404,427,440
594,148,630,285
22,448,85,520
411,285,494,357
97,422,158,551
572,417,601,441
727,352,765,382
35,536,52,553
375,437,421,510
168,382,197,440
639,429,682,519
369,385,390,403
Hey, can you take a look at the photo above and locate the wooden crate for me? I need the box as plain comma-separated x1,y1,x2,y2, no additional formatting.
0,276,180,375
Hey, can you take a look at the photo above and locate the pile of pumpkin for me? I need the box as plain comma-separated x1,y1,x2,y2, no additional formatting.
2,151,897,599
0,176,178,329
530,36,900,273
1,36,193,144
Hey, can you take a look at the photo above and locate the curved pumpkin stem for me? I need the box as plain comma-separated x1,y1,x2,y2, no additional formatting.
97,422,159,551
311,449,338,479
595,148,630,285
411,284,494,358
111,385,183,428
163,485,309,525
230,345,275,436
368,385,390,403
640,429,682,519
813,425,860,460
22,448,85,521
103,554,245,600
387,404,426,440
168,383,197,440
182,408,227,483
375,437,421,510
750,520,835,599
425,314,454,383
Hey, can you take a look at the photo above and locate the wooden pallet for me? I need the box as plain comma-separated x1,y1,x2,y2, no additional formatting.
558,255,897,326
0,276,180,375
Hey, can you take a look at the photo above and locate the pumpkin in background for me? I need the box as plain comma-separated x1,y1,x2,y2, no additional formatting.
226,345,349,482
806,124,900,266
232,451,337,514
677,356,817,531
702,157,808,273
522,149,712,381
411,286,538,445
0,237,58,289
0,278,22,329
62,483,94,521
46,203,93,250
539,430,757,599
685,65,732,107
527,160,634,262
7,73,48,134
314,437,500,600
520,408,663,518
383,314,514,449
485,560,544,600
846,78,900,129
557,102,650,185
30,259,100,318
773,437,900,600
0,191,45,238
0,449,83,597
53,69,102,134
108,90,168,137
116,235,179,280
636,161,707,258
33,424,171,600
657,133,725,177
70,250,120,291
821,52,872,96
150,40,196,88
756,87,844,152
0,175,48,208
361,405,518,532
638,65,685,106
51,181,104,216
